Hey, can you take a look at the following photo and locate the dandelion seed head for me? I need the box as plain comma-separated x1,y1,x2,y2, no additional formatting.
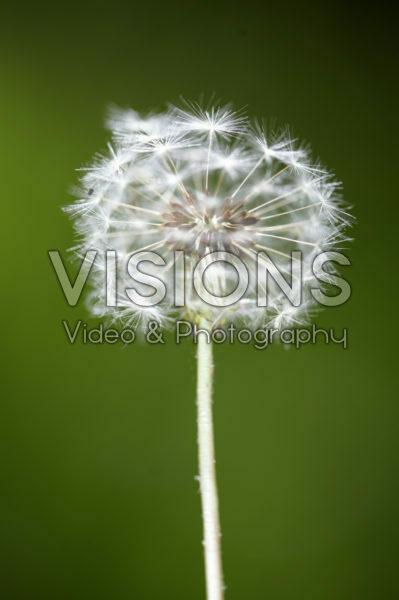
66,101,353,330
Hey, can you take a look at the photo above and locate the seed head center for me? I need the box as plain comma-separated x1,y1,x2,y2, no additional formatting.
161,194,260,254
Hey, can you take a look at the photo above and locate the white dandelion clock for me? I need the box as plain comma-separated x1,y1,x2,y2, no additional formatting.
66,100,353,600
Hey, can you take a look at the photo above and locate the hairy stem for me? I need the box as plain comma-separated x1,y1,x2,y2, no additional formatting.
196,321,224,600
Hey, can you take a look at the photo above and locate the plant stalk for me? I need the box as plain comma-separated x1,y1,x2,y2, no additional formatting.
196,321,224,600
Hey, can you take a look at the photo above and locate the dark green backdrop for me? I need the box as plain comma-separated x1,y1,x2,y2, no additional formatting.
1,1,398,598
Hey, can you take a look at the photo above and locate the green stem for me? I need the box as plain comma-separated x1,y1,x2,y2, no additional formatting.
196,319,224,599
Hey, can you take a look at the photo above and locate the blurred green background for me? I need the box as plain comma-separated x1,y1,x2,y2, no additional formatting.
1,1,398,598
